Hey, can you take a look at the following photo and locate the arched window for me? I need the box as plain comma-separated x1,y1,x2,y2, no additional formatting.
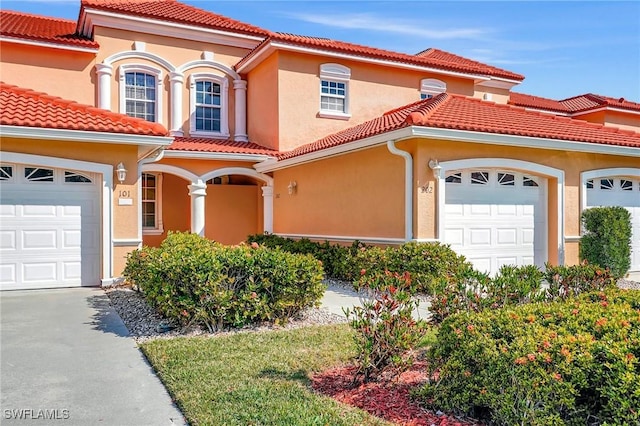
319,63,351,119
420,78,446,99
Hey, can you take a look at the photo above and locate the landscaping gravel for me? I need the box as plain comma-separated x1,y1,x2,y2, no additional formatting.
106,277,639,343
105,281,347,343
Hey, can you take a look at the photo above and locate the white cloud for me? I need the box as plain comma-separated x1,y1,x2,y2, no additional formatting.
285,12,490,40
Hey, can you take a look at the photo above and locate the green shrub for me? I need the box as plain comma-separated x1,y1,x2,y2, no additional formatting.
344,270,425,383
430,263,616,324
419,288,640,425
247,233,363,280
123,232,325,331
354,242,470,294
580,206,632,279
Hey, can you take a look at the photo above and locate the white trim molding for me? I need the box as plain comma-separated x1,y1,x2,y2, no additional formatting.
104,50,176,71
188,72,230,138
0,36,99,53
178,59,240,80
0,125,172,147
163,150,273,162
1,152,114,284
434,158,565,266
420,78,446,97
200,167,274,186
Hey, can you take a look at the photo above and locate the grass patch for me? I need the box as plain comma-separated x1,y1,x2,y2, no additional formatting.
141,325,391,425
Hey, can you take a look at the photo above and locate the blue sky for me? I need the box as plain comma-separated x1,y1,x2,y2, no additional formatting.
4,0,639,102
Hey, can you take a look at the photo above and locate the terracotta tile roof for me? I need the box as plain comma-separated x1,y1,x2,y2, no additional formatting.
0,10,99,49
238,33,524,81
168,137,278,156
510,92,640,114
280,94,640,160
80,0,270,37
508,92,570,113
0,82,168,136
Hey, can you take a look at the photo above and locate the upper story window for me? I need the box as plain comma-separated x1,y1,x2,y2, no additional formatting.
420,78,446,100
319,63,351,120
118,64,163,124
189,73,229,138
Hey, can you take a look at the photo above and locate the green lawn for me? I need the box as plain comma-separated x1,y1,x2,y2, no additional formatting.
141,325,392,426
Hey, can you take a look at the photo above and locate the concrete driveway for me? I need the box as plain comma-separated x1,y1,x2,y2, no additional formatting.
0,288,186,425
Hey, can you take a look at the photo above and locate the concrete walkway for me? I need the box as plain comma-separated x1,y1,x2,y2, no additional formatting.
320,283,431,321
0,288,185,426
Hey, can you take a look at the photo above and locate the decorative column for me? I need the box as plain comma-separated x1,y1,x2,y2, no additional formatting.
95,63,113,110
261,185,273,233
233,79,248,142
169,72,184,136
188,180,207,236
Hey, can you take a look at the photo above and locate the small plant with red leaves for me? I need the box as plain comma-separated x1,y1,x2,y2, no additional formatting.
344,270,426,383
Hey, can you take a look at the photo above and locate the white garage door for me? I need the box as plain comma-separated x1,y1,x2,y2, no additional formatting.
0,164,100,290
444,170,547,276
586,177,640,272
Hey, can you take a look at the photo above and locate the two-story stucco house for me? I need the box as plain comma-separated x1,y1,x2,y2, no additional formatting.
1,0,639,290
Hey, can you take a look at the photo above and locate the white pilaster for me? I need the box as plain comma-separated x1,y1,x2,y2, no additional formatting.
188,180,207,236
169,72,184,136
233,79,248,142
261,185,274,233
95,63,113,110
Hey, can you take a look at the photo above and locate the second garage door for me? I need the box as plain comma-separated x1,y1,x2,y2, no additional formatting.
443,169,547,276
0,164,101,290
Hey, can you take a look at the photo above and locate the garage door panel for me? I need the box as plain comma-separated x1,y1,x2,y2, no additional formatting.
0,165,101,290
444,170,547,276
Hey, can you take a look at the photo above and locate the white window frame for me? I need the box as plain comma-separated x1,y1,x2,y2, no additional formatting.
118,64,163,124
142,172,164,235
319,63,351,120
189,73,230,138
420,78,446,99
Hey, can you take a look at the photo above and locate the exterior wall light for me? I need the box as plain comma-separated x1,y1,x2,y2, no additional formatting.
428,159,442,179
287,180,297,195
116,162,127,184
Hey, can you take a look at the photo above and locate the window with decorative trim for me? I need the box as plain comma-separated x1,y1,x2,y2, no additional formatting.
189,73,229,138
0,165,13,181
118,64,163,124
420,78,446,100
319,63,351,119
142,173,164,234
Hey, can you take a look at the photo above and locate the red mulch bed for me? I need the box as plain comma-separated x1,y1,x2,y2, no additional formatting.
311,362,481,426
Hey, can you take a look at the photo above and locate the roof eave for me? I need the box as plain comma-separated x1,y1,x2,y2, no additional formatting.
256,125,640,172
236,39,522,83
0,35,99,53
164,149,275,162
80,8,265,49
1,125,173,146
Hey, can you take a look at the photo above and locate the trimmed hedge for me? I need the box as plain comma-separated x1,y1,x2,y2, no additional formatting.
580,206,632,279
429,263,616,324
420,288,640,425
123,232,325,331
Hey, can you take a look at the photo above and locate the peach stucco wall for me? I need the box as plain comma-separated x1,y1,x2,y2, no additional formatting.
205,185,260,245
273,145,405,238
275,51,475,152
246,51,280,150
0,42,97,105
143,172,191,247
1,137,141,276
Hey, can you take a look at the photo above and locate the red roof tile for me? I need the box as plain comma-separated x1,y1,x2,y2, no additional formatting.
508,92,570,113
238,33,524,81
0,82,168,136
169,137,278,156
80,0,270,37
0,10,99,49
510,92,640,114
280,94,640,160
